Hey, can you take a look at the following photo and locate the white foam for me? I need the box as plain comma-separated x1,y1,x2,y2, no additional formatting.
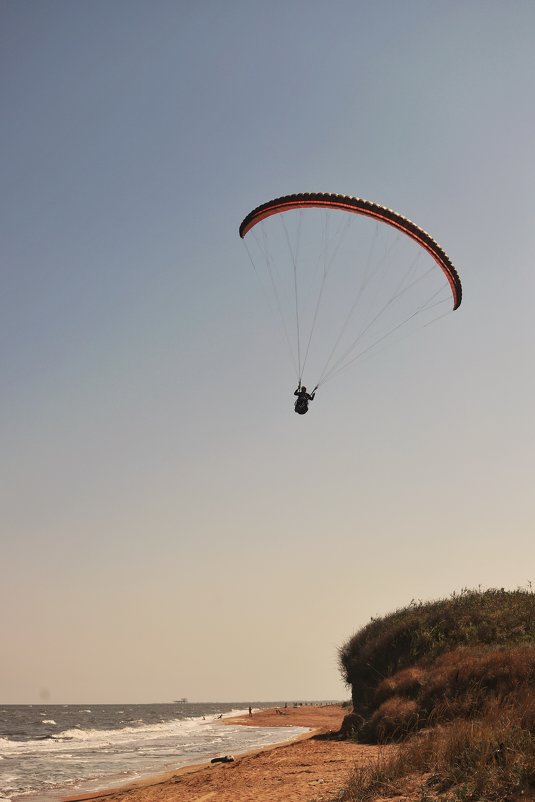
0,712,238,756
0,709,310,802
41,720,56,725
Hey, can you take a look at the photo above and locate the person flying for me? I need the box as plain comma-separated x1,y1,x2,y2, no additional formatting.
294,383,316,415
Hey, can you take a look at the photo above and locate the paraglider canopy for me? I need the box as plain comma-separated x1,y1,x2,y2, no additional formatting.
239,192,461,392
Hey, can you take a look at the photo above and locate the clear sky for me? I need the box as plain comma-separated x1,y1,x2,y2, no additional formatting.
2,0,535,704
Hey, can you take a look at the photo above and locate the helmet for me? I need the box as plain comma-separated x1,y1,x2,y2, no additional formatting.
301,386,307,392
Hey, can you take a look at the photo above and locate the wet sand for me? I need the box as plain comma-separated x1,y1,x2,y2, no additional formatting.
63,705,385,802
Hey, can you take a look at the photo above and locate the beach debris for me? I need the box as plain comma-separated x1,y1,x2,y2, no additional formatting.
211,755,235,764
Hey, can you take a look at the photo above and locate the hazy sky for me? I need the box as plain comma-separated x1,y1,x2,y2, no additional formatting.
3,1,535,704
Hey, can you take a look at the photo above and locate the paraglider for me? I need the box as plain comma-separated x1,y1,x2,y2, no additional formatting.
239,193,461,414
294,383,316,415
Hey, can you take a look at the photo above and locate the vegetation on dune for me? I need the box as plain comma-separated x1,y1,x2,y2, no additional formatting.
339,707,535,801
340,588,535,718
335,588,535,801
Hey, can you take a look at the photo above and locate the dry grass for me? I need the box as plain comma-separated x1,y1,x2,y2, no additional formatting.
337,703,535,801
339,588,535,739
335,589,535,800
358,645,535,741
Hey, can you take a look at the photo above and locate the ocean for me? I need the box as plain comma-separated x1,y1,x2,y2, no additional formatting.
0,703,311,801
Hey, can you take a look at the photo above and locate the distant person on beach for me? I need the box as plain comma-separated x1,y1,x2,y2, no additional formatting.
294,383,316,415
248,706,252,716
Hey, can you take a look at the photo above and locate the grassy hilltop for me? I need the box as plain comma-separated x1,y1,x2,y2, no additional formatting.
337,588,535,801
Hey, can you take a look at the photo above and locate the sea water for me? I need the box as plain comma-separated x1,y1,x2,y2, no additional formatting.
0,703,310,801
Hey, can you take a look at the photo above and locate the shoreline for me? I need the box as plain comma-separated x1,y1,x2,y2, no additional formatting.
61,705,385,802
61,729,314,802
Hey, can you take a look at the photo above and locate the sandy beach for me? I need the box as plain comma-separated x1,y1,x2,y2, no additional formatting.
64,705,385,802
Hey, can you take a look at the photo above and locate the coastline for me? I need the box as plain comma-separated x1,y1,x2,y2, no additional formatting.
62,705,385,802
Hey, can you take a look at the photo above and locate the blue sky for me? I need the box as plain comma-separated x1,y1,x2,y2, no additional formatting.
2,0,535,703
